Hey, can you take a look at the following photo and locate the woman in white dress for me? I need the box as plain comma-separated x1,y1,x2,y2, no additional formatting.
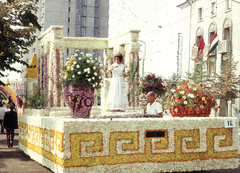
105,54,128,111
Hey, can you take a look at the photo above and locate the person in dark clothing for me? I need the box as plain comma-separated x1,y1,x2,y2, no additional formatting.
3,103,18,148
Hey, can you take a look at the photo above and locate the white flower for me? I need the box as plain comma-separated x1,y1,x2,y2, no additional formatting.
88,78,91,82
92,77,95,80
74,53,78,57
190,94,194,98
72,75,75,78
100,64,103,67
70,67,74,71
99,76,101,79
73,61,76,65
91,59,94,63
65,62,68,65
87,60,90,63
78,71,81,75
93,66,96,70
87,71,90,74
86,53,93,57
94,72,98,76
98,57,101,61
67,57,69,60
80,52,83,54
78,57,82,61
84,69,87,72
93,84,95,87
76,65,80,68
95,82,98,85
184,101,188,105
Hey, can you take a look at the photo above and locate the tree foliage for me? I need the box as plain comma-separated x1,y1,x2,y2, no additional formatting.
0,0,41,78
213,54,240,101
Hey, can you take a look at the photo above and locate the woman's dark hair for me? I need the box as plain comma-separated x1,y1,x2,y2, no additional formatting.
114,54,123,63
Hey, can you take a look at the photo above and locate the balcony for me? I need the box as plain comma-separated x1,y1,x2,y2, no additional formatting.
218,40,231,54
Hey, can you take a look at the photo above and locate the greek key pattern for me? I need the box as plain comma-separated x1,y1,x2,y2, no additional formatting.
18,122,238,168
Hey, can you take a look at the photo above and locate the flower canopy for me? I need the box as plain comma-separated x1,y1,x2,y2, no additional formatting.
63,51,104,89
165,80,218,117
137,72,166,97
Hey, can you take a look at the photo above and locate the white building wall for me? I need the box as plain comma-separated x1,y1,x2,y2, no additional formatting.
108,0,182,78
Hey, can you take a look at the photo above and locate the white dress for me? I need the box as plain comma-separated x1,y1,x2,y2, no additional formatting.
106,63,128,110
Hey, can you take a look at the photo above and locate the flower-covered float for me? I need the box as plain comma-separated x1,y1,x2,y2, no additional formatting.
165,80,218,117
18,26,238,173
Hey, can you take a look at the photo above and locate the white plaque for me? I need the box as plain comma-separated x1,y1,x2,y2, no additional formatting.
224,119,236,128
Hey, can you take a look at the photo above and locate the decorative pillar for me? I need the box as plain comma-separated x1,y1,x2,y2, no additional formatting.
124,39,140,107
101,48,114,112
49,28,65,107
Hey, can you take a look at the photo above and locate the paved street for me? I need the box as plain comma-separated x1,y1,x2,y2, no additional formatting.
0,129,239,173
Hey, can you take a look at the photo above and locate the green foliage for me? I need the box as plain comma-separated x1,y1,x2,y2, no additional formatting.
62,51,104,89
25,92,44,108
0,0,41,77
213,54,240,100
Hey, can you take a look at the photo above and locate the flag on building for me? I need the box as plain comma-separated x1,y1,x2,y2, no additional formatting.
206,33,219,57
195,36,205,61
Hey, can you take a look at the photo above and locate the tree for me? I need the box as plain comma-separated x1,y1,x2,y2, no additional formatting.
212,54,240,116
0,0,41,82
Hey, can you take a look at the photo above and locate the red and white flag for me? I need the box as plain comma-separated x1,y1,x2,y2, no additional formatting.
206,33,219,57
195,36,205,61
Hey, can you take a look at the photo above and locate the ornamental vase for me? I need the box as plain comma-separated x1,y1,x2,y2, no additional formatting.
64,83,94,118
169,108,210,117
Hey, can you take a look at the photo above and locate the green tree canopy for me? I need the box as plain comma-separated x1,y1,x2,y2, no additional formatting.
0,0,41,78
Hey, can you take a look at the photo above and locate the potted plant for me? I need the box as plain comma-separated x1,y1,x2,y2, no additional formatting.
165,80,218,117
137,72,166,98
62,51,104,118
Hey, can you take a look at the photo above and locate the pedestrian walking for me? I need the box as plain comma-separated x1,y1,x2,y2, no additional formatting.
2,103,18,148
0,101,6,133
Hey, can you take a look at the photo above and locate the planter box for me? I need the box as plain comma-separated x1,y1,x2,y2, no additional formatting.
19,113,238,173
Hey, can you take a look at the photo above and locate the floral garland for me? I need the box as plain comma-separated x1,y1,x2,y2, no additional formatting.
63,51,104,89
137,72,166,97
165,80,218,117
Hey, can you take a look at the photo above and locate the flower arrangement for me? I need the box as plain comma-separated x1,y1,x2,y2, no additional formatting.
165,80,218,117
137,72,166,98
63,51,104,89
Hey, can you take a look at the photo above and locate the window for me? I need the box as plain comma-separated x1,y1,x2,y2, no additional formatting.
95,0,99,6
94,7,99,17
198,8,202,20
224,27,230,40
211,2,216,15
209,32,215,44
94,18,99,27
94,28,98,37
196,35,201,46
207,57,216,77
226,0,231,10
67,49,69,54
81,17,86,27
82,0,87,6
68,17,70,22
81,6,87,16
81,27,86,36
68,28,70,33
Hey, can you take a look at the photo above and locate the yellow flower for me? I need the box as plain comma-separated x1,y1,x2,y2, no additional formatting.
180,91,185,95
204,100,207,104
182,96,186,100
200,105,204,108
202,97,205,101
177,86,180,89
193,87,197,91
65,58,76,77
215,105,218,108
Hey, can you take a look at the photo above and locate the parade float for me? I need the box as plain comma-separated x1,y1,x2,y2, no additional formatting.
19,26,238,173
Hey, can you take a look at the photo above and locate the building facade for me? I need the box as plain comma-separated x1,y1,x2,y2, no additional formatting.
177,0,239,116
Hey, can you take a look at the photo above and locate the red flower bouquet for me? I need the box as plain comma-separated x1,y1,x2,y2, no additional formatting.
165,80,218,117
137,72,166,98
